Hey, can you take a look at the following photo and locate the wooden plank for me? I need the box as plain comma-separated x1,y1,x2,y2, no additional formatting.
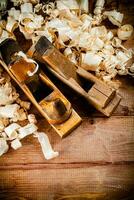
0,165,134,200
0,117,133,166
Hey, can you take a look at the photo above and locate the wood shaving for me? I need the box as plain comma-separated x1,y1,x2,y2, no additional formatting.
0,0,134,159
0,82,19,106
18,123,38,139
16,98,31,110
0,138,9,156
104,10,124,27
0,118,9,132
28,114,37,124
79,0,89,13
0,44,58,160
94,0,105,15
1,0,133,81
117,24,133,40
11,138,22,150
37,132,59,160
4,123,20,139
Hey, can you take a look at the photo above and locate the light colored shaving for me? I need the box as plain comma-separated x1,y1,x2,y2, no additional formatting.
1,0,133,81
0,0,133,158
37,132,59,160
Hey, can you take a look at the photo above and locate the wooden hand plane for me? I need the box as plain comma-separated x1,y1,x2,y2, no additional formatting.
0,39,81,138
28,36,121,117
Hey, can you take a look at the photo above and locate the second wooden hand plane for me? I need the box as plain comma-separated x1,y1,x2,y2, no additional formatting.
0,38,82,138
28,36,121,117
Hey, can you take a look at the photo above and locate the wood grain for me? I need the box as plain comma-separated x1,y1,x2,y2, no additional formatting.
0,1,134,200
0,165,134,200
0,116,133,166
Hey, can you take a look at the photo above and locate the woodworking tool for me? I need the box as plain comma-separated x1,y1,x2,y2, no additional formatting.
28,36,121,117
0,38,82,138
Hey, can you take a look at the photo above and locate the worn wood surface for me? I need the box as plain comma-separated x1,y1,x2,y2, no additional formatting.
0,165,134,200
0,1,134,200
0,76,134,200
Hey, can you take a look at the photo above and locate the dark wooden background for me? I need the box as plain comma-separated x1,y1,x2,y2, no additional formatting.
0,0,134,200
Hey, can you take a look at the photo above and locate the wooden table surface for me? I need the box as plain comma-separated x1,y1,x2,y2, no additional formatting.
0,1,134,200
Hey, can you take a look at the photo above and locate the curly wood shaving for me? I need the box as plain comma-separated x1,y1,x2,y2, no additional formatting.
18,123,38,139
0,82,19,106
35,29,53,42
42,2,56,15
11,138,22,150
4,123,20,139
116,51,131,65
19,24,33,39
0,68,57,160
78,32,91,49
6,16,18,33
21,2,33,13
11,0,29,7
17,51,39,76
0,104,20,119
0,138,9,156
94,0,105,15
34,3,42,13
12,108,27,122
30,0,39,4
0,118,9,132
28,114,37,124
37,132,59,160
90,26,107,39
0,132,7,139
8,8,21,21
102,44,115,55
80,14,92,31
16,98,31,110
129,63,134,73
63,47,72,57
19,13,34,26
117,24,133,41
1,0,134,82
82,52,102,71
0,0,134,159
56,0,79,10
79,0,89,13
91,37,104,51
106,31,114,41
18,10,43,38
104,10,124,27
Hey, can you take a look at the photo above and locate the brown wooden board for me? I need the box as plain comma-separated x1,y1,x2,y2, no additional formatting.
0,117,134,166
0,165,134,200
0,1,134,200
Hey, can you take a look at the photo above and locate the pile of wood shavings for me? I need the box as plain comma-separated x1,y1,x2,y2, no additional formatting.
0,0,134,83
0,65,59,159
